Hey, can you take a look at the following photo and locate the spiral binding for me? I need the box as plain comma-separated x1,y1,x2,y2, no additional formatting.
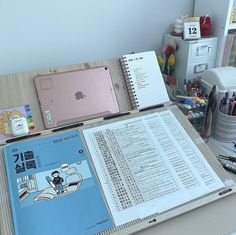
0,151,14,235
120,57,140,109
98,217,142,235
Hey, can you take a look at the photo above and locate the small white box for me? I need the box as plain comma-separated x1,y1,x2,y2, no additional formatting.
11,117,29,136
201,66,236,142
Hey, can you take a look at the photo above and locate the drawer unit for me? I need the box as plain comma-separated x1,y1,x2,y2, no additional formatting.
189,39,218,60
164,34,218,94
186,59,216,80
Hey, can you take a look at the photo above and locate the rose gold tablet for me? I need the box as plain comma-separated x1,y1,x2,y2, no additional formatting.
34,67,119,129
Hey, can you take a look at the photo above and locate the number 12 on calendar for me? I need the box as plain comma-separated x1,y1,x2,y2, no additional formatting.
183,22,201,40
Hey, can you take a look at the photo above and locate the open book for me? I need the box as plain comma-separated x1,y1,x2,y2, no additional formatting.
1,105,236,235
81,106,236,233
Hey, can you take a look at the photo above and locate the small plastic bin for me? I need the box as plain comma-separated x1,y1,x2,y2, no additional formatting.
201,66,236,142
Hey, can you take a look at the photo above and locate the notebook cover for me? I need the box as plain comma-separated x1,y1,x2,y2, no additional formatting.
121,51,170,109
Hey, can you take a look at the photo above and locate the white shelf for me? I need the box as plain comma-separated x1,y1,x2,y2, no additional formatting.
194,0,234,66
228,22,236,30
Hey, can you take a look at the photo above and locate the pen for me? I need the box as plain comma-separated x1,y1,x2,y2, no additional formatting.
176,95,205,100
52,122,83,132
223,163,236,174
218,154,236,163
6,132,41,143
103,112,130,120
218,158,236,167
139,104,164,112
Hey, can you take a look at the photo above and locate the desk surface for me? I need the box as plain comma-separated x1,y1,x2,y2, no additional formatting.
0,60,236,235
136,138,236,235
135,181,236,235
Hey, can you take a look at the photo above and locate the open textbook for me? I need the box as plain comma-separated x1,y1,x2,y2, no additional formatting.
0,106,236,235
82,109,227,227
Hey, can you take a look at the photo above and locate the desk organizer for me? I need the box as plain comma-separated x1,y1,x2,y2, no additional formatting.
214,110,236,142
201,66,236,142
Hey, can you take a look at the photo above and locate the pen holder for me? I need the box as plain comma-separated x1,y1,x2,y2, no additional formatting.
213,110,236,142
177,103,206,134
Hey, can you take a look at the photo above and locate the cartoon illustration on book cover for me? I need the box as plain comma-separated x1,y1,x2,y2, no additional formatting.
16,160,92,207
4,130,114,235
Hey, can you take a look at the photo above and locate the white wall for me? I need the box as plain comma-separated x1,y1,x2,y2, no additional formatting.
0,0,194,75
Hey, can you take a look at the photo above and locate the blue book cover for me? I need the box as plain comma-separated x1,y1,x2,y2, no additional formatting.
3,130,113,235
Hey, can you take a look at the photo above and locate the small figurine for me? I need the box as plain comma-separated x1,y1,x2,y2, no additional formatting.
174,18,184,35
200,15,212,37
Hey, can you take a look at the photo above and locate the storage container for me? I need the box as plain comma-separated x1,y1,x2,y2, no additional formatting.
201,66,236,142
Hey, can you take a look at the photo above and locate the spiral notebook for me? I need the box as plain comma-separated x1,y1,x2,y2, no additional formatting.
120,51,170,109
